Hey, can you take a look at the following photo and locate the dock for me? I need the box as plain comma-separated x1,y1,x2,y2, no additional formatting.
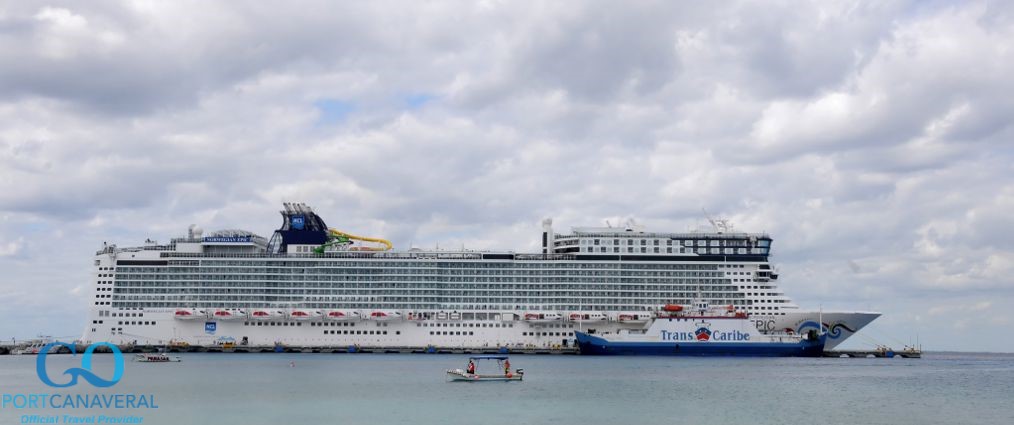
5,342,922,358
0,343,580,356
824,347,922,358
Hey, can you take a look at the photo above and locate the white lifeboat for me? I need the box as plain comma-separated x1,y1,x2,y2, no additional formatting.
173,309,205,320
569,312,608,323
369,311,402,321
523,312,562,323
211,309,246,321
324,310,360,321
288,309,321,321
616,312,651,323
249,309,281,321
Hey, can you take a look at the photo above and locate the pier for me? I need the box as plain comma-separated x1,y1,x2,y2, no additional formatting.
0,342,580,355
3,342,922,358
824,347,922,358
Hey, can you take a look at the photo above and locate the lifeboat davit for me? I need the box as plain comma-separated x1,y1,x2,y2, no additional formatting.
369,311,402,321
173,309,205,320
662,304,684,312
325,310,360,321
288,310,321,321
616,312,648,322
569,312,608,322
211,309,246,320
249,310,281,321
523,312,562,323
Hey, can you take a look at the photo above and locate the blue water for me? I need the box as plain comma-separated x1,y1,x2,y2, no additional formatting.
2,352,1013,424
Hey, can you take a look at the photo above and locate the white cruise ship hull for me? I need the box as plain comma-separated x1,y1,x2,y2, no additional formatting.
82,309,878,350
79,203,881,351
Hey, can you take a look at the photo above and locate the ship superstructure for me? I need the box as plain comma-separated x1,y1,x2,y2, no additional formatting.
82,203,878,350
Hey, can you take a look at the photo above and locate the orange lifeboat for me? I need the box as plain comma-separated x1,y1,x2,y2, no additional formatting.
662,304,684,312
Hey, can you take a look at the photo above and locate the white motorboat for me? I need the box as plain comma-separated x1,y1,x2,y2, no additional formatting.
446,355,523,382
134,353,181,362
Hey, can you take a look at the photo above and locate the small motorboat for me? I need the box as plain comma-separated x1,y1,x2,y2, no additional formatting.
446,355,523,382
134,353,181,363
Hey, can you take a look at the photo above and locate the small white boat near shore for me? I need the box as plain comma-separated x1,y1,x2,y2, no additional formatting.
134,353,182,362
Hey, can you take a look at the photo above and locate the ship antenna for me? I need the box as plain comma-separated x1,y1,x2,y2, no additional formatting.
702,208,733,233
819,304,824,336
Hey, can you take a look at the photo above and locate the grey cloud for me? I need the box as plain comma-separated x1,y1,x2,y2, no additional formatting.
0,1,1012,351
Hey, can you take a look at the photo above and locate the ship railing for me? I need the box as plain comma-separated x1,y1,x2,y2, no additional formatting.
559,231,771,239
159,251,491,260
514,254,577,260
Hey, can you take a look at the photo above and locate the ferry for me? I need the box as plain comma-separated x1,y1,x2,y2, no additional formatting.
80,203,878,350
575,301,825,356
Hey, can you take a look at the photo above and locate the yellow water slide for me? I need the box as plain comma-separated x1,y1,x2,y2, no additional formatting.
328,228,393,251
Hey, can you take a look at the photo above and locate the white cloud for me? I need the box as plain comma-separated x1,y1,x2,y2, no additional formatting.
0,237,23,257
0,0,1012,351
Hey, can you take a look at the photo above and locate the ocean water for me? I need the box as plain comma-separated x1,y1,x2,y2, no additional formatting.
2,352,1013,425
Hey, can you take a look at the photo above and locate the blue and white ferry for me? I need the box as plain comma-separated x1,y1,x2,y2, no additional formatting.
575,301,825,356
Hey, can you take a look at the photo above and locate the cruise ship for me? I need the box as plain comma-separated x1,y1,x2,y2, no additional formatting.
81,203,878,351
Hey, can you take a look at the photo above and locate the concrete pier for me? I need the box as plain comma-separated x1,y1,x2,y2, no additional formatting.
2,342,920,358
824,348,922,358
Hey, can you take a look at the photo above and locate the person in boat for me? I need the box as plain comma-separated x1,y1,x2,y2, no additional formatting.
503,359,511,376
466,360,476,375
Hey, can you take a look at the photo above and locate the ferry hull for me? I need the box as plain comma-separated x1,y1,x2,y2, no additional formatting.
762,311,880,350
575,332,825,357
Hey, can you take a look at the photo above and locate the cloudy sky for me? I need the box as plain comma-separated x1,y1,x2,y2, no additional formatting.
1,1,1012,351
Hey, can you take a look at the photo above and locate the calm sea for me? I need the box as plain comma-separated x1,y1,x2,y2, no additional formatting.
2,352,1013,425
